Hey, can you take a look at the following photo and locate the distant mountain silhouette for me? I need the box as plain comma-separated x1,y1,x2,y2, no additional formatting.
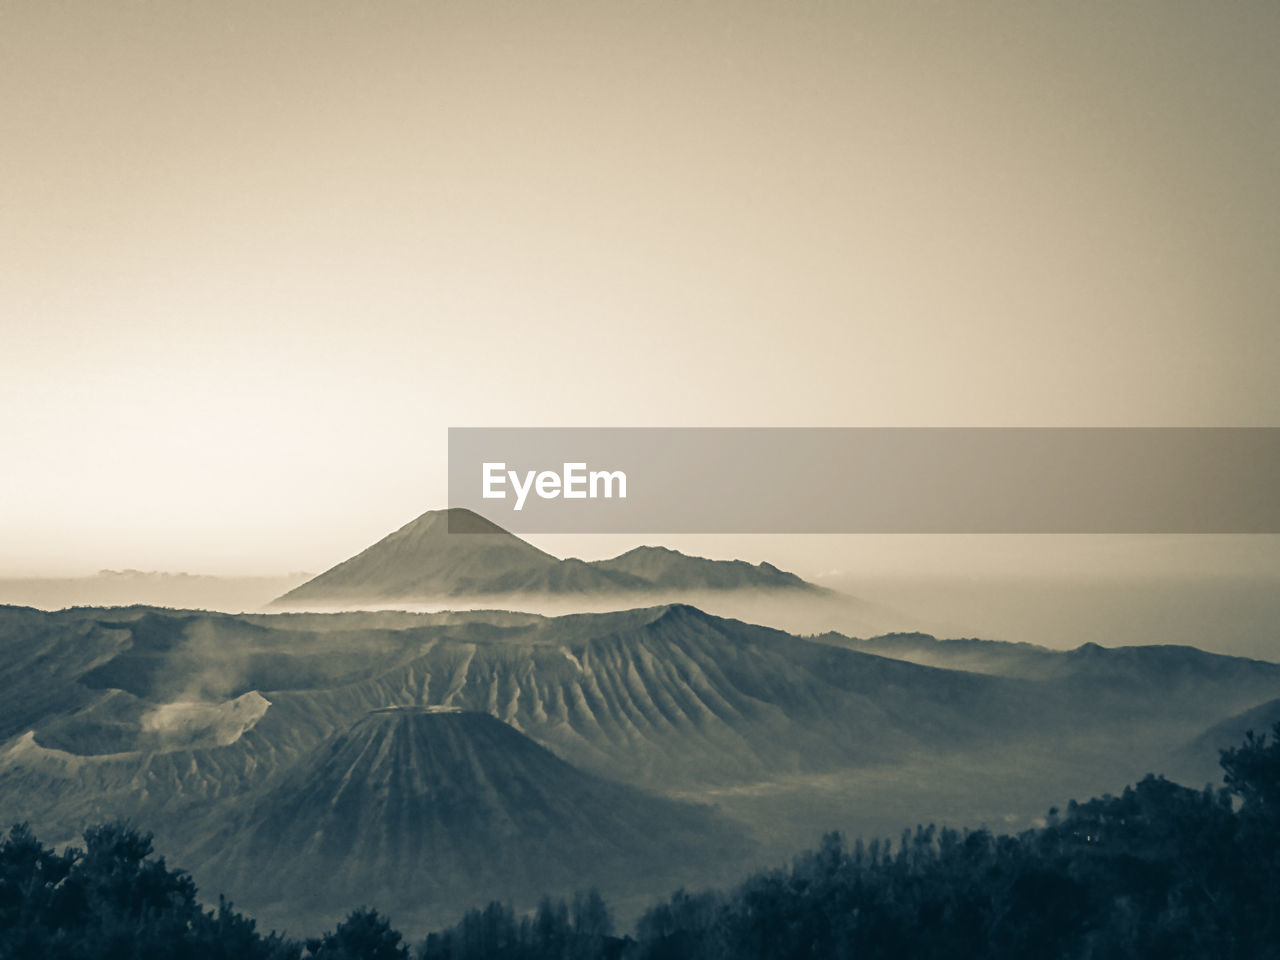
592,545,811,590
194,705,747,931
829,632,1280,691
272,508,820,606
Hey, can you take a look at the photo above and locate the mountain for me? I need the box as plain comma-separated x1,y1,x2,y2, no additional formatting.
591,545,815,591
828,631,1280,692
272,508,819,607
1168,695,1280,786
193,705,748,932
816,632,1061,676
3,601,1278,930
7,604,1279,801
273,509,630,604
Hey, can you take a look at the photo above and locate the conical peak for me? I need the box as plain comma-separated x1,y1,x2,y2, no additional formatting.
397,508,512,537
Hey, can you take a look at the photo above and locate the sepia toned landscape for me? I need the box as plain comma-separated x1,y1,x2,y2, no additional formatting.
3,508,1279,956
3,1,1278,956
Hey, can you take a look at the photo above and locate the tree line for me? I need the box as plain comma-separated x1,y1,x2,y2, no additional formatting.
3,724,1278,959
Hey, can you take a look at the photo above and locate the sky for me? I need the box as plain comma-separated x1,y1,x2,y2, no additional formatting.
2,1,1278,578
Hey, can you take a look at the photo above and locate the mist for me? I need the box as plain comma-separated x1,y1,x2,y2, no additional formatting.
835,574,1280,660
0,571,311,613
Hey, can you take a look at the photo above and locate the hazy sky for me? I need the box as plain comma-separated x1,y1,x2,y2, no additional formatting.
2,1,1278,577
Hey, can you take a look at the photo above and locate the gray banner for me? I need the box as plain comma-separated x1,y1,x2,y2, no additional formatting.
447,428,1280,533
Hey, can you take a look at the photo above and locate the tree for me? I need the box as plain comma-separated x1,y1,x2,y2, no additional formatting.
532,896,571,958
0,822,300,960
1220,722,1280,819
308,907,409,960
571,889,613,940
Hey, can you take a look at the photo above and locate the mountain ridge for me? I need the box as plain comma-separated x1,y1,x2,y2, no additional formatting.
273,508,822,606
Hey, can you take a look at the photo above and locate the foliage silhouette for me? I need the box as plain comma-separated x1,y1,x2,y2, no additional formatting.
415,726,1280,960
0,822,298,960
307,908,408,960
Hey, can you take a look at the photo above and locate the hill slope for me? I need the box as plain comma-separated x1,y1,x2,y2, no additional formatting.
1168,695,1280,785
193,706,748,931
